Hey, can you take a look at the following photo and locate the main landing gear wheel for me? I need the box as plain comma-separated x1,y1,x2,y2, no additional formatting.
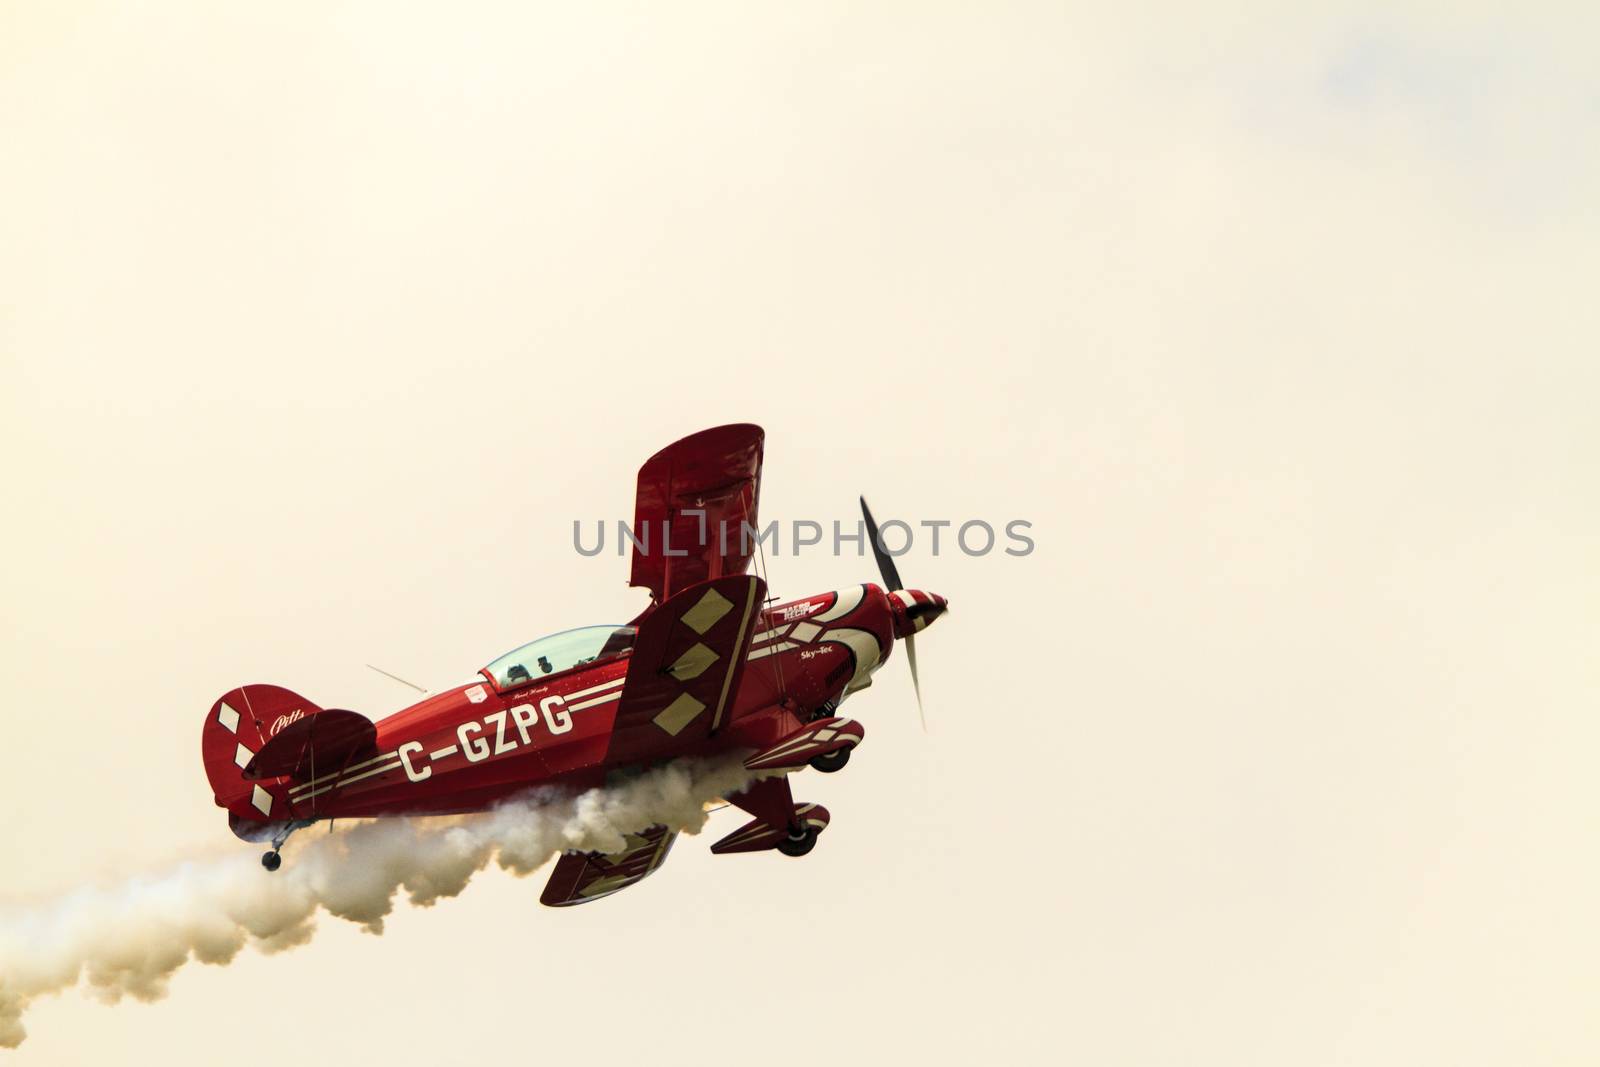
809,747,851,773
777,826,819,857
261,850,282,872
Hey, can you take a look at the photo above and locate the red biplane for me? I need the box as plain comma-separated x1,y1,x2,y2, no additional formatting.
201,424,947,905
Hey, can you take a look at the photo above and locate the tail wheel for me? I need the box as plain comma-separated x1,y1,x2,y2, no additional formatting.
261,850,282,872
809,747,851,773
777,827,819,857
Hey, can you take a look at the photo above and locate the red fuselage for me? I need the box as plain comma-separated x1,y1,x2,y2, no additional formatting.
279,585,898,820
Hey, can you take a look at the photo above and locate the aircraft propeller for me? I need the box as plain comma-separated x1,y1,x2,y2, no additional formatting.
859,495,935,731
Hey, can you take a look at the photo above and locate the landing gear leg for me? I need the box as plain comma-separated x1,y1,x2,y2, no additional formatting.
261,821,304,873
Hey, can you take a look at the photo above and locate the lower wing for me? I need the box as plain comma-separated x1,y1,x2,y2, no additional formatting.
539,824,677,907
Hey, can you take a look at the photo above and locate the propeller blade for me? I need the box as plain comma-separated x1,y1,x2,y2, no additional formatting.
862,495,926,729
859,496,904,592
906,633,927,732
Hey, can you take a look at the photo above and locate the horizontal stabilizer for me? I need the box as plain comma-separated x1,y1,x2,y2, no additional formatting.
243,709,378,782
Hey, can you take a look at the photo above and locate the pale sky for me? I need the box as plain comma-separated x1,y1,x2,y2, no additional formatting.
2,3,1597,1064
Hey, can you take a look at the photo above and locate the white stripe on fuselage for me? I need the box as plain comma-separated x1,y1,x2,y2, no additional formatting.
568,690,622,712
287,678,625,804
750,625,789,645
289,749,399,795
564,676,625,702
292,757,405,802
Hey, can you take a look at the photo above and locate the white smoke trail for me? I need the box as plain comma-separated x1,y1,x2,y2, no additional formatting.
0,755,755,1048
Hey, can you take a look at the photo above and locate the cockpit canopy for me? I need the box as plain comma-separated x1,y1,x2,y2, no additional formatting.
483,624,636,691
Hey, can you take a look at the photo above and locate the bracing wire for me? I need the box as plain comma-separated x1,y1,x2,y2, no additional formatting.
749,496,787,702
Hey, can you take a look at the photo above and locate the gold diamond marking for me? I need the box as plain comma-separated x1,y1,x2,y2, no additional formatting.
580,874,634,897
605,834,646,862
680,587,734,635
653,692,707,736
667,642,719,681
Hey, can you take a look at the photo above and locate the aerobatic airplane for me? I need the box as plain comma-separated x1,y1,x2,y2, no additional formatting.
201,424,948,905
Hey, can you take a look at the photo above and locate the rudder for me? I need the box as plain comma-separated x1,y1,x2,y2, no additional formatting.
201,684,323,826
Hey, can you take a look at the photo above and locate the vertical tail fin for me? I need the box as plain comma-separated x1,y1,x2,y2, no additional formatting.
201,684,323,827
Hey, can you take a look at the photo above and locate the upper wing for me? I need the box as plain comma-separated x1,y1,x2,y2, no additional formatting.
605,573,766,766
539,825,677,907
630,424,764,605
